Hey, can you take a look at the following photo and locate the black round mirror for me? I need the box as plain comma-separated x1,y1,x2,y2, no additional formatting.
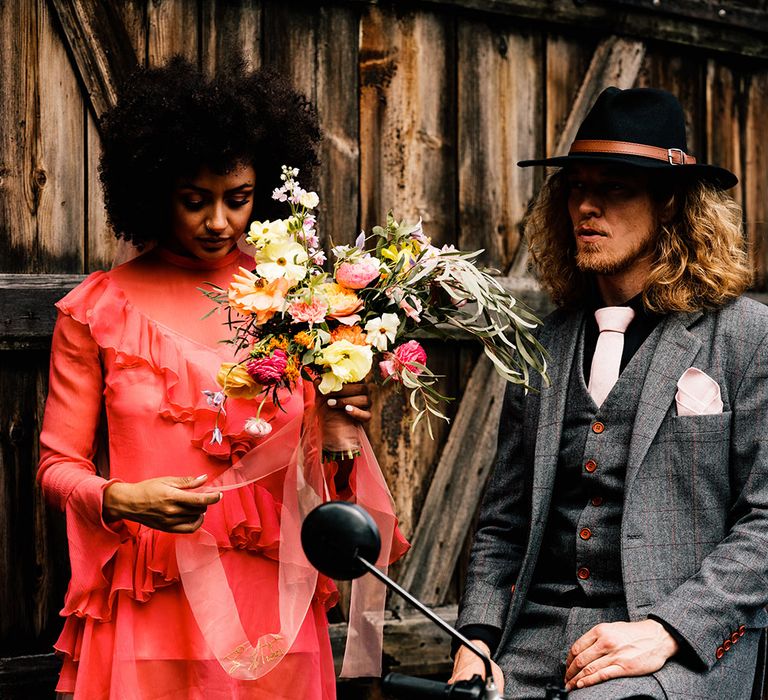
301,502,382,580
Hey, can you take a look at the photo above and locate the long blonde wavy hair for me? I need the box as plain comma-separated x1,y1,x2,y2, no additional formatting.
524,169,753,312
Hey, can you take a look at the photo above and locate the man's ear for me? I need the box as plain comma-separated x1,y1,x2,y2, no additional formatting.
657,194,677,225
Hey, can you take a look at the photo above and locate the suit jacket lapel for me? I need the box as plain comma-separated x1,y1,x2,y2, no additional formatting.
625,310,703,491
530,309,583,527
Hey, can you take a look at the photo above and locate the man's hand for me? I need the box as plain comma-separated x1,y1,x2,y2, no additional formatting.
564,619,679,691
449,640,505,694
103,474,222,533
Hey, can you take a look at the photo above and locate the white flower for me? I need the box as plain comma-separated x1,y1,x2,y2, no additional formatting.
211,426,223,445
255,240,309,282
364,312,400,351
299,191,320,209
246,219,290,247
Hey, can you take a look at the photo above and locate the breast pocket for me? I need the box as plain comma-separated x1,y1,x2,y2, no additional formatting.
671,409,732,438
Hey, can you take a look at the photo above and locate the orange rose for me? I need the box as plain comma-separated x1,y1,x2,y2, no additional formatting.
331,325,368,346
227,267,291,325
216,362,263,400
320,282,363,320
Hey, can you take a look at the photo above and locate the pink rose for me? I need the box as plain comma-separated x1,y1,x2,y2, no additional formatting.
393,340,427,374
336,260,380,290
379,359,397,380
288,297,329,324
246,349,288,384
380,341,428,381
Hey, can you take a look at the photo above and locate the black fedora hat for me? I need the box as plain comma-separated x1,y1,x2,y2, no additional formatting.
518,87,738,190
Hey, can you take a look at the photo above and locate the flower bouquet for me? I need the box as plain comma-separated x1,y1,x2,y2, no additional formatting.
202,166,548,439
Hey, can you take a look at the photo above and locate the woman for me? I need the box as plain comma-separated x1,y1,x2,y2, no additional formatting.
37,58,407,699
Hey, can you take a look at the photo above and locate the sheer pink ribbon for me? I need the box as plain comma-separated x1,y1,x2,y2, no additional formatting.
175,383,402,679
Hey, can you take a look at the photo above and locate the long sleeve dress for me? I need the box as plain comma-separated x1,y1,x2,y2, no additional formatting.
38,246,407,699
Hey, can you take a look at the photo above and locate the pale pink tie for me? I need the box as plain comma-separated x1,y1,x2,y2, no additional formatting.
588,306,635,408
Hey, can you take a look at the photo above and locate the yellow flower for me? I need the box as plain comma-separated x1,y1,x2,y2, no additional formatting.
315,340,373,394
227,267,290,325
293,331,315,349
318,282,363,320
216,363,262,400
380,241,422,269
255,240,308,283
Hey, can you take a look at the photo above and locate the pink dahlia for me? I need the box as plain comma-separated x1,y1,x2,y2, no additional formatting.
393,340,427,374
288,297,328,324
336,260,380,290
246,349,288,384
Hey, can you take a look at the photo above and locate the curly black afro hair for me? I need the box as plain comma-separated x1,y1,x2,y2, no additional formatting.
99,56,321,247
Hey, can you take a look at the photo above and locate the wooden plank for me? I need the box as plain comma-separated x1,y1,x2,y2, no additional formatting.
86,111,115,271
706,61,745,210
0,652,60,698
147,0,199,65
457,20,543,270
394,355,507,606
745,71,768,290
545,34,598,159
344,0,768,60
0,351,68,655
554,37,646,157
329,605,456,677
360,6,457,541
315,6,361,246
201,0,261,75
47,0,138,121
0,0,85,274
0,275,84,349
509,36,645,276
38,0,86,272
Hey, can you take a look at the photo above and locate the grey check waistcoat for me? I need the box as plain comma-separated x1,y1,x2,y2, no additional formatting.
530,318,662,605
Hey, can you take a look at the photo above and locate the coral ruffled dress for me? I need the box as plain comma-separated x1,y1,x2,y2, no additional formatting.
38,247,407,700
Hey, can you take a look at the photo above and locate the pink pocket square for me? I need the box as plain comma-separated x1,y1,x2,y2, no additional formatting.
676,367,723,416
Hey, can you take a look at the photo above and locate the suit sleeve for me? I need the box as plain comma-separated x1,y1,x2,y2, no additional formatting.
456,380,531,632
647,326,768,670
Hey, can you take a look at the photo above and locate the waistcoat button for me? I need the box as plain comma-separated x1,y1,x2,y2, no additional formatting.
591,496,603,506
579,528,592,540
577,567,590,580
585,460,597,473
592,421,605,434
716,646,724,659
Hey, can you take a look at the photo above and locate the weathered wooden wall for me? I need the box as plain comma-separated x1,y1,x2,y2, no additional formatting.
2,0,768,696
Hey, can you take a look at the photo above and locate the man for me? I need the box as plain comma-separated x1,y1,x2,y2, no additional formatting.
450,87,768,699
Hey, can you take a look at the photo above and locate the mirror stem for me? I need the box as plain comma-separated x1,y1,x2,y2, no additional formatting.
355,555,494,681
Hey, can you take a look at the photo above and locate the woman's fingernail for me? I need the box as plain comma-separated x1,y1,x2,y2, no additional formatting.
327,399,337,407
196,474,208,480
218,492,223,501
345,404,354,413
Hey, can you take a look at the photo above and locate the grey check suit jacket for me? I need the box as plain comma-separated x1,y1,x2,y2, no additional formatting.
457,295,768,696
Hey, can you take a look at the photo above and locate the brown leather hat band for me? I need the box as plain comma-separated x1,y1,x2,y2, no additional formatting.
569,139,697,165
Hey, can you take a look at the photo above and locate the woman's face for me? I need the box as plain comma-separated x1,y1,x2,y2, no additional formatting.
169,163,255,261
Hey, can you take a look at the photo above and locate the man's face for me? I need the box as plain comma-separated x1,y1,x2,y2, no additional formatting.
567,164,659,277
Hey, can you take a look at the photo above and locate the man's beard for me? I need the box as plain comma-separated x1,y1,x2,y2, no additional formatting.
575,233,656,275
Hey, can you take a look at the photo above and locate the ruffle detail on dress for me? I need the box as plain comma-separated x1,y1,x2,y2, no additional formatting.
56,271,272,457
59,480,315,624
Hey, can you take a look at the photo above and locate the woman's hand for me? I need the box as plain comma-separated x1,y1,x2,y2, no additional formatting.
103,474,222,533
318,382,372,452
